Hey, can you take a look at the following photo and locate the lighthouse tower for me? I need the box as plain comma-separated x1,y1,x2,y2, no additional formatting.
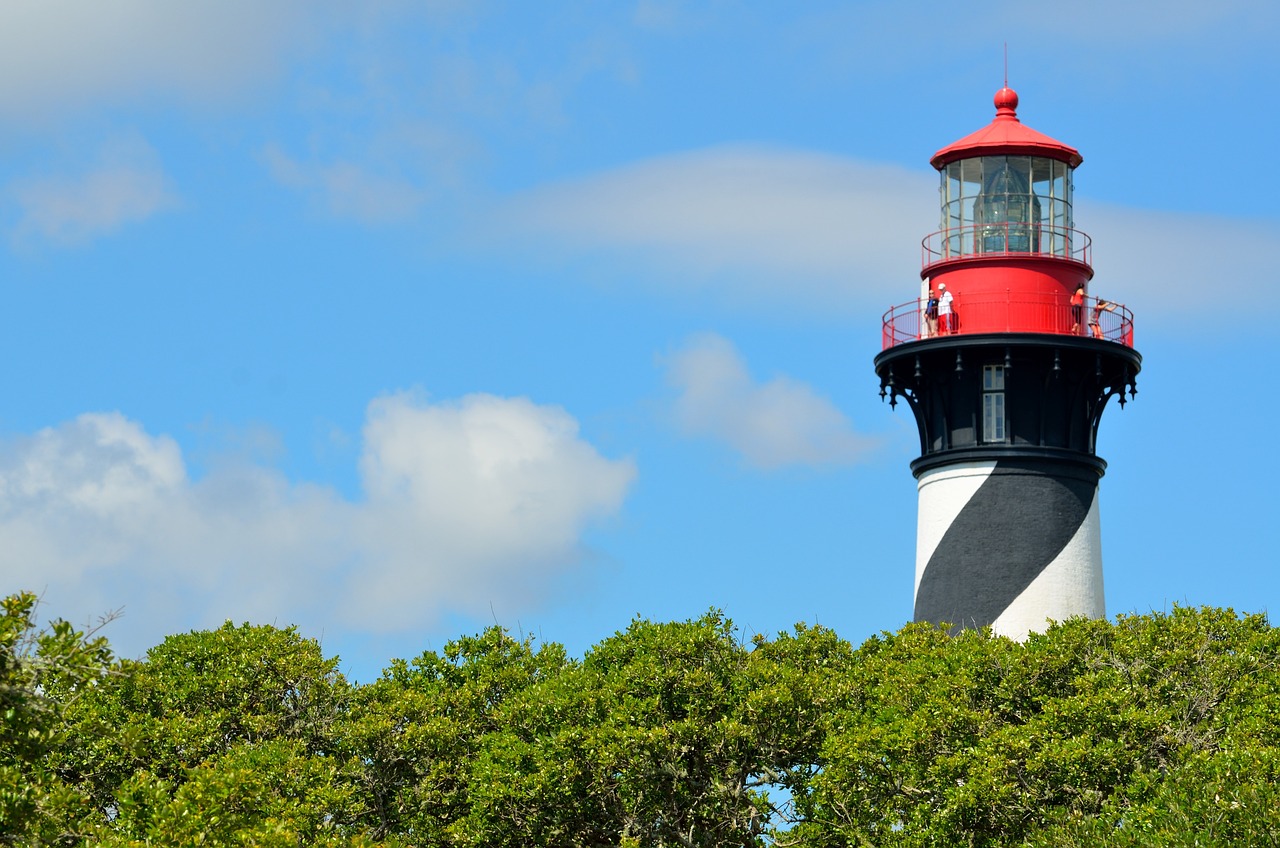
874,87,1141,639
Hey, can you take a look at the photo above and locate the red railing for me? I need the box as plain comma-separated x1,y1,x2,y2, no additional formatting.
921,224,1092,270
882,293,1135,350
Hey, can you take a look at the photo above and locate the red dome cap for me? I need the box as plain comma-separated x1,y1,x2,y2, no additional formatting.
930,87,1082,170
993,86,1018,114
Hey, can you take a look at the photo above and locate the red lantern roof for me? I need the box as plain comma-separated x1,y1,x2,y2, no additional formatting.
930,87,1082,170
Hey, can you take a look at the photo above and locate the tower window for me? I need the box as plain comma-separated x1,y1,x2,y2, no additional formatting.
983,365,1006,443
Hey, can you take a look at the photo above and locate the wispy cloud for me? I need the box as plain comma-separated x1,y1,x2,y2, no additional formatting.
1078,200,1265,325
491,146,1267,328
495,146,933,310
255,7,638,223
0,0,332,119
7,136,176,246
998,0,1278,47
262,144,429,224
664,332,875,469
789,0,1278,84
0,392,635,655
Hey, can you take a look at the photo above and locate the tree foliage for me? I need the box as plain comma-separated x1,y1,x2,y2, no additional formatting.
7,592,1280,847
791,608,1280,847
340,625,571,843
1,592,115,845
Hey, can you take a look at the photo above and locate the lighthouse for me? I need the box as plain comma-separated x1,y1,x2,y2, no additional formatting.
874,86,1141,640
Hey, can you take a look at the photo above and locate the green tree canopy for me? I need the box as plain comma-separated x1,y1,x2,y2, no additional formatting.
7,592,1280,847
50,620,354,846
791,607,1280,847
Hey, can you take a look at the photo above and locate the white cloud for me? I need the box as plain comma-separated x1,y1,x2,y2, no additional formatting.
351,393,636,628
0,393,635,654
665,333,875,470
8,137,175,245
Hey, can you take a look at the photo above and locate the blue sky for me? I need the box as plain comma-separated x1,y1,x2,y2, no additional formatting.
2,1,1276,681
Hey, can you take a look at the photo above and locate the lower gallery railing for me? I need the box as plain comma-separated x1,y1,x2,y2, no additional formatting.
883,293,1135,350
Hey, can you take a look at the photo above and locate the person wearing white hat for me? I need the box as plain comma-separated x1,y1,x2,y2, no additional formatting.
937,283,954,334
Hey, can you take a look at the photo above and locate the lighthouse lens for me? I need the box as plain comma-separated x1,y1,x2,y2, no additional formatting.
976,157,1040,253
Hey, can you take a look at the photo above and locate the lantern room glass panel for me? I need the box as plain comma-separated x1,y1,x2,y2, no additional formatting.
939,156,1074,258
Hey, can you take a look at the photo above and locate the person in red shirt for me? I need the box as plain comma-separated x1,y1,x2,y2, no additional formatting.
1070,284,1085,334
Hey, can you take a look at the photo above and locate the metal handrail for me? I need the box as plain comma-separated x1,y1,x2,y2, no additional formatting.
882,293,1135,350
921,224,1092,270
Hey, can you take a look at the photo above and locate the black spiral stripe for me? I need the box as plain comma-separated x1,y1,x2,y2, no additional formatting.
913,459,1097,632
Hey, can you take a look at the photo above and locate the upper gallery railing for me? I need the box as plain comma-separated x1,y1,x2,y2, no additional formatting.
921,223,1092,270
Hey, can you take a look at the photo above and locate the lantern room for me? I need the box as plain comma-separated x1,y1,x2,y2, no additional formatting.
929,86,1082,264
